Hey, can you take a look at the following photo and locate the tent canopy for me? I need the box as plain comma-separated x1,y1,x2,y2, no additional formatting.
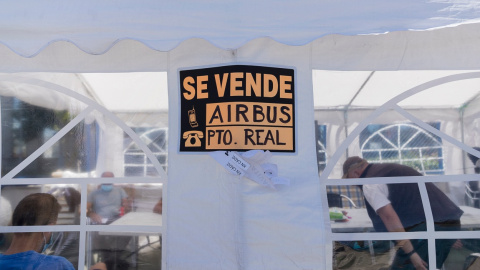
2,0,480,55
2,2,480,270
313,70,480,109
81,72,168,112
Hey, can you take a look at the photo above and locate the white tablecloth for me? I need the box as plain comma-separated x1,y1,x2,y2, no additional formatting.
109,212,162,226
98,212,162,236
331,206,480,233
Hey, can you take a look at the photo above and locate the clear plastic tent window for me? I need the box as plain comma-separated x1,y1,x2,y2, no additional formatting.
0,73,166,270
315,70,480,270
1,68,480,270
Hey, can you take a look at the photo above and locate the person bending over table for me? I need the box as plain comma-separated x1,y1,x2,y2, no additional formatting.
342,156,463,270
0,193,75,270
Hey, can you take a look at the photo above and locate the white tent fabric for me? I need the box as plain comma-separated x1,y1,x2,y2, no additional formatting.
313,70,480,109
2,2,480,270
81,72,169,127
81,73,168,112
2,0,480,55
3,21,480,73
0,73,90,112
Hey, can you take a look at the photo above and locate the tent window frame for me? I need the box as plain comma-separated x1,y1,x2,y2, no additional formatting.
0,76,166,270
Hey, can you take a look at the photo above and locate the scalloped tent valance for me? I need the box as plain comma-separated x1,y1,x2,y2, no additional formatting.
1,0,480,57
1,22,480,73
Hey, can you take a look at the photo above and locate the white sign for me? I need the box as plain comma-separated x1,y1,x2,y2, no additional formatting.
209,150,290,189
209,151,251,176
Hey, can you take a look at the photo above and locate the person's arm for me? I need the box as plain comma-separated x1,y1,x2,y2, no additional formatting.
377,204,428,270
119,188,131,212
86,201,102,223
153,200,162,214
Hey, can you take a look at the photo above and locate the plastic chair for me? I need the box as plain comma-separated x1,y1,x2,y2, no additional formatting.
465,182,480,208
327,193,359,208
463,253,480,270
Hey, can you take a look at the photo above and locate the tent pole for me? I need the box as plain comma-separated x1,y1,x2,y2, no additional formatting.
343,71,375,158
459,93,480,174
460,108,466,174
0,97,2,198
343,110,349,157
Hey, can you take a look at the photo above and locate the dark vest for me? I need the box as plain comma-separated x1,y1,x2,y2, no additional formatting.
360,163,463,232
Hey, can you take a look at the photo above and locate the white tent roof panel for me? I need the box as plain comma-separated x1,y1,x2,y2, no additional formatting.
313,70,480,109
398,77,480,108
312,70,372,108
81,72,169,112
354,71,480,108
2,1,480,55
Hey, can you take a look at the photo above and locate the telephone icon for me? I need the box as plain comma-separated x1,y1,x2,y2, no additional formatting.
183,130,204,147
188,107,198,128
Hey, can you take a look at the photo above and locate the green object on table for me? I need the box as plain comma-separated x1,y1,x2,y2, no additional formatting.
329,211,344,220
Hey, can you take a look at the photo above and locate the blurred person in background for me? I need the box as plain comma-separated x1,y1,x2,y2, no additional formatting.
46,185,82,269
87,172,128,224
87,172,132,264
0,193,75,269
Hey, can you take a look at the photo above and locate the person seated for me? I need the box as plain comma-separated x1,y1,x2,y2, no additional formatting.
46,187,81,268
87,172,128,224
0,193,75,270
87,172,132,263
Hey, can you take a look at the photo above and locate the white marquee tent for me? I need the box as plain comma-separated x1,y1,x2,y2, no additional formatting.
1,1,480,270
